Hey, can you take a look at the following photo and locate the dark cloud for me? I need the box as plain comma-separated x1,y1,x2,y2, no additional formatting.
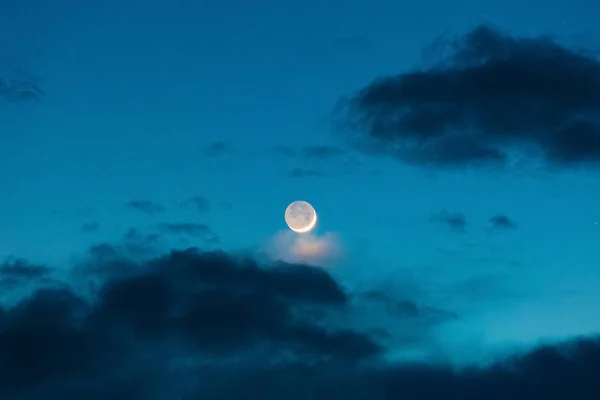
0,259,53,290
336,25,600,169
81,222,100,233
104,228,163,258
275,145,345,159
205,140,230,156
0,246,599,398
0,248,377,396
180,339,600,399
488,214,519,230
289,168,327,178
430,210,467,232
0,259,52,281
126,200,166,215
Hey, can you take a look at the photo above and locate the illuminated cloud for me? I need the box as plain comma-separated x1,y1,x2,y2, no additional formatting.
267,230,344,267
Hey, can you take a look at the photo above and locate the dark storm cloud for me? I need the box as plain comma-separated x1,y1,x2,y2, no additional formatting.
1,246,599,398
289,167,327,178
275,145,345,159
336,25,600,169
0,248,379,396
81,222,100,233
430,210,467,232
126,200,166,215
488,214,518,230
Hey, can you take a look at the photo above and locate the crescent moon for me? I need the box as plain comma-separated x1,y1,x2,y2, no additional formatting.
294,211,317,233
285,201,317,233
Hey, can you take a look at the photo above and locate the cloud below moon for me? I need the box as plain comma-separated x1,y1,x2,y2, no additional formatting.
267,230,343,267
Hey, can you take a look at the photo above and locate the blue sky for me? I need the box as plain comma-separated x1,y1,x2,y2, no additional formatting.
1,0,600,387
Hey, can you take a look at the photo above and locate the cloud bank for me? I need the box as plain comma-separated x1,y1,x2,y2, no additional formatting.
336,25,600,169
0,246,599,399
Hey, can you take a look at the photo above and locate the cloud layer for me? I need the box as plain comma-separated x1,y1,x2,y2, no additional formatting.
0,247,599,399
336,25,600,169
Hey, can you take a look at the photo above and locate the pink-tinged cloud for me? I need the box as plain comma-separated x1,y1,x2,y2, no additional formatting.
266,230,343,267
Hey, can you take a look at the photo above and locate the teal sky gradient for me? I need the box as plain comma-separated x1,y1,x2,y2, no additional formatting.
1,0,600,363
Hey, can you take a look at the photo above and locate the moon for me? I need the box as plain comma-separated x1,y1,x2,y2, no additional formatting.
285,201,317,233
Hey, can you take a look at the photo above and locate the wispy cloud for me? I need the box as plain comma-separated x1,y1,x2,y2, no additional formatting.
430,210,467,232
126,200,166,215
158,223,219,243
488,214,519,230
0,258,53,288
180,196,211,212
0,259,52,280
205,140,231,156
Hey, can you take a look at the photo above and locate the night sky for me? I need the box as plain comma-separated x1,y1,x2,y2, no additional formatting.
1,0,600,398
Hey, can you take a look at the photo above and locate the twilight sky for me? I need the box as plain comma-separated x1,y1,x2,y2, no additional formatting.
1,0,600,398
